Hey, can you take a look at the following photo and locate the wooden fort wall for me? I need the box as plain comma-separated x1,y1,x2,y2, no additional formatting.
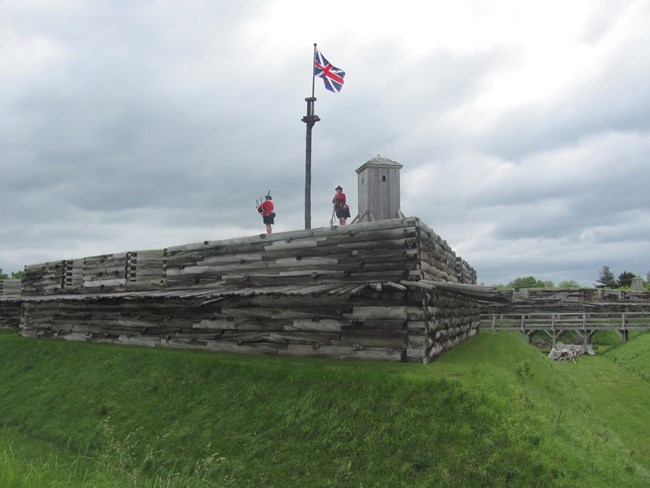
0,297,21,329
480,288,650,315
22,219,459,296
0,280,22,329
16,218,479,363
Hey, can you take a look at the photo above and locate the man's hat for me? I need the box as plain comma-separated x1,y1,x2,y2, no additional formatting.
335,185,342,190
265,195,272,200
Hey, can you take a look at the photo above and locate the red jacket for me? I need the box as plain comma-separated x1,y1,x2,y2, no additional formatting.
258,200,274,217
332,192,346,209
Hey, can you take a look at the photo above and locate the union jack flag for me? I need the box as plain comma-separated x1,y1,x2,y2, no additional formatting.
314,49,345,94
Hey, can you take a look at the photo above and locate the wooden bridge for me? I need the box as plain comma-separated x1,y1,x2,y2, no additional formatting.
480,312,650,346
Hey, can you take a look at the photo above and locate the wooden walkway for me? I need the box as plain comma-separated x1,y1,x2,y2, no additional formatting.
480,312,650,346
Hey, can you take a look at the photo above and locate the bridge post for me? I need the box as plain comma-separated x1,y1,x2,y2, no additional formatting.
542,330,561,348
525,329,535,343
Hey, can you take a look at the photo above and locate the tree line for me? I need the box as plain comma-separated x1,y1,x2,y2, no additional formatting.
496,265,648,291
0,268,25,280
595,265,640,289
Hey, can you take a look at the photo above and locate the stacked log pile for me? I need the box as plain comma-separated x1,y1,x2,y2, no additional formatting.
18,218,480,363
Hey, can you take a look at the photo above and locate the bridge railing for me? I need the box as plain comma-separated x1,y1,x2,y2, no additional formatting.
480,312,650,331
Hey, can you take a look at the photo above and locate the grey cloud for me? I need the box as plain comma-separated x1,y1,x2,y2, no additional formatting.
475,47,650,161
2,1,649,287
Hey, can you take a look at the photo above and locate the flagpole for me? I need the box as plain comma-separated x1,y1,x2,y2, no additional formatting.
311,43,317,98
302,43,320,230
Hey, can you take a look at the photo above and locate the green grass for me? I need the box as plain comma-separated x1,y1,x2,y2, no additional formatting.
1,328,649,487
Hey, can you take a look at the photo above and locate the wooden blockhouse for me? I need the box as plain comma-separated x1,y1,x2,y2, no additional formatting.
354,155,404,223
14,217,481,363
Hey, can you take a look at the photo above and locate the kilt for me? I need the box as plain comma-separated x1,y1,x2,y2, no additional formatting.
335,205,350,218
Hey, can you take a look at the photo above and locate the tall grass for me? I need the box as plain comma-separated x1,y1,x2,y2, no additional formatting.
1,329,649,486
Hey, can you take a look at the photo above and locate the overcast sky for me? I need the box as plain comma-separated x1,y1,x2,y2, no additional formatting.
2,0,649,286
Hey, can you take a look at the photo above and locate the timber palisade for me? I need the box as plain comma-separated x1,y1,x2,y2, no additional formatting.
13,217,482,363
0,280,21,329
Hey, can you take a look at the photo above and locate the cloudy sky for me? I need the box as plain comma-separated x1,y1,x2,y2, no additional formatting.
2,0,649,286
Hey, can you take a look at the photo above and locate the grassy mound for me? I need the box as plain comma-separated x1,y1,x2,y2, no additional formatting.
605,330,650,380
1,329,649,487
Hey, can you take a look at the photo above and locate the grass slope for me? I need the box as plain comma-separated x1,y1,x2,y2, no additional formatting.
1,329,649,487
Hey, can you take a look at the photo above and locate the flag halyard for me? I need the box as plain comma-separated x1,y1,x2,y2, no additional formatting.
314,49,345,94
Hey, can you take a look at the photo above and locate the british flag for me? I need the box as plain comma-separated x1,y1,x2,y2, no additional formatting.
314,49,345,94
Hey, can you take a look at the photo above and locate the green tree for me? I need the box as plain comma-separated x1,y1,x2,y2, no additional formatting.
0,269,24,280
507,276,546,291
10,270,24,280
617,271,635,288
558,280,581,289
596,265,616,288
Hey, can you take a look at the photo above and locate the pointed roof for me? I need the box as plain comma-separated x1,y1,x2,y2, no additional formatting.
356,154,403,173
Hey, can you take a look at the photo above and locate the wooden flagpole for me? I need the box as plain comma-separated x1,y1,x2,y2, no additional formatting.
302,43,320,230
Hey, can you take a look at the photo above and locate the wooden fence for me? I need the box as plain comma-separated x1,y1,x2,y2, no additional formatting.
482,312,650,331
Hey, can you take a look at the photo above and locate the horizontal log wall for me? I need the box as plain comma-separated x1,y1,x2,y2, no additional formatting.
21,218,476,297
17,218,480,363
20,287,420,362
164,220,421,289
0,297,21,329
23,261,66,296
19,284,480,363
0,280,22,296
130,250,166,286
